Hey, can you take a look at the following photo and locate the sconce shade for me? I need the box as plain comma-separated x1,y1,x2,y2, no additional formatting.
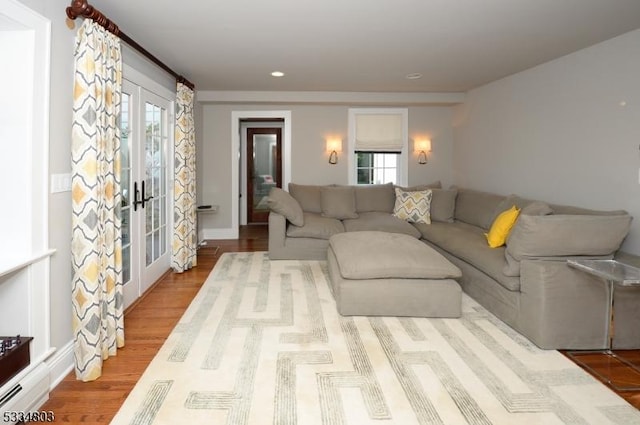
415,139,431,152
326,139,342,152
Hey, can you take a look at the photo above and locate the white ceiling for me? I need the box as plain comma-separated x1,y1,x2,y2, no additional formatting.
88,0,640,93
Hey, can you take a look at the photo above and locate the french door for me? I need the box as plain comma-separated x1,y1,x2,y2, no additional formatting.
121,80,172,309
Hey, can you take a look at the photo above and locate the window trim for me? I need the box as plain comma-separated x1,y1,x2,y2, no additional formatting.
348,108,408,186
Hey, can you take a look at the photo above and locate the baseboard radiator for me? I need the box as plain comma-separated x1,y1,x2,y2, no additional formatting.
0,362,49,424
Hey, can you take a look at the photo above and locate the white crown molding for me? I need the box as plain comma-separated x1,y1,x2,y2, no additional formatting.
196,90,465,106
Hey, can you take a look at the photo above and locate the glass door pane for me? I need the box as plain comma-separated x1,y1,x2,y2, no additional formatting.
252,133,277,214
120,91,132,285
247,127,281,223
144,101,168,266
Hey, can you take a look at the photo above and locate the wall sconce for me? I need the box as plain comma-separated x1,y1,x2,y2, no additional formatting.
326,139,342,164
415,139,431,164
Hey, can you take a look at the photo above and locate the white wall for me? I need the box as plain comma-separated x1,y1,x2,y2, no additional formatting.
453,29,640,254
198,103,455,232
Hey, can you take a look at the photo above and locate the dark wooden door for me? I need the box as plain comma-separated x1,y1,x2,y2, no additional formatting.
247,127,282,223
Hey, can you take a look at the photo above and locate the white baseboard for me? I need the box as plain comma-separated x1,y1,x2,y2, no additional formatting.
0,363,50,422
45,340,74,390
203,227,238,240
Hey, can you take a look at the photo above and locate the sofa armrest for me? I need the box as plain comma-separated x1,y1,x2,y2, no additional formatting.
518,259,609,349
268,212,287,254
506,213,631,259
503,213,632,276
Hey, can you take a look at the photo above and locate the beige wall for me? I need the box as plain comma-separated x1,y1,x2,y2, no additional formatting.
453,29,640,254
197,103,455,232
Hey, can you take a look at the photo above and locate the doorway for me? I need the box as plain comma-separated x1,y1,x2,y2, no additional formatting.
121,79,172,309
232,111,291,235
247,127,282,223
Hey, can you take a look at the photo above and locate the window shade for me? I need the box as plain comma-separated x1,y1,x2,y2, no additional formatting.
355,114,403,151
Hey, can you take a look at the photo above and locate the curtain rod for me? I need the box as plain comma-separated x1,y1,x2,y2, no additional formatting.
66,0,195,90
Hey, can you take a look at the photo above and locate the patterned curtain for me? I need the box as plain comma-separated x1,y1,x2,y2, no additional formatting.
70,19,124,382
171,83,197,272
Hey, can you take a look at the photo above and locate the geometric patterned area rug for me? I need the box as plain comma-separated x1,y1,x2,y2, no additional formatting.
110,252,640,425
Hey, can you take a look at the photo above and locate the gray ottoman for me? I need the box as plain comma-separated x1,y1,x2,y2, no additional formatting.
327,231,462,317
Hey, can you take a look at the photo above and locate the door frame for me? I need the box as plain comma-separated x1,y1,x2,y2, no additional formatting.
240,121,284,225
232,111,291,234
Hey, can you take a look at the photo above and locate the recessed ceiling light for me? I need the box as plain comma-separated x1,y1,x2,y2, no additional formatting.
405,73,423,80
271,71,285,77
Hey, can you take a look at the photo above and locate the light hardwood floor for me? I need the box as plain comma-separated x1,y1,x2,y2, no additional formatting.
40,224,640,423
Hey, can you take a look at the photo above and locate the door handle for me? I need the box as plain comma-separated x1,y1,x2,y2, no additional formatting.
133,181,154,211
141,180,154,208
133,181,143,211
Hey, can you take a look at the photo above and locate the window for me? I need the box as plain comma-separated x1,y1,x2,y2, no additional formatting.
348,108,408,186
356,152,398,184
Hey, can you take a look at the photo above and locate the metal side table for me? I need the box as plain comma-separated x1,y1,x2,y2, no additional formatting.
567,259,640,391
196,205,218,247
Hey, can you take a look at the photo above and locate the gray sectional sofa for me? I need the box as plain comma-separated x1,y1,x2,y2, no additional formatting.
267,182,635,350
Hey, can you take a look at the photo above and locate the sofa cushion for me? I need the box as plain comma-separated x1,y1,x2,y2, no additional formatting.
490,195,527,222
267,187,304,226
503,251,521,277
289,183,322,213
506,213,632,260
453,188,506,230
521,201,553,216
329,231,461,280
490,195,552,221
353,183,395,213
286,212,345,240
343,212,421,238
395,180,442,191
485,205,520,248
548,203,629,216
430,188,457,223
320,186,358,219
415,221,521,291
393,188,433,224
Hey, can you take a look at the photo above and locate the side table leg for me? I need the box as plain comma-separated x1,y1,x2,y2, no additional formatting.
605,279,615,353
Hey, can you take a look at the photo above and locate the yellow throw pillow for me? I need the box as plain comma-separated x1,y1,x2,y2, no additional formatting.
485,205,521,248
